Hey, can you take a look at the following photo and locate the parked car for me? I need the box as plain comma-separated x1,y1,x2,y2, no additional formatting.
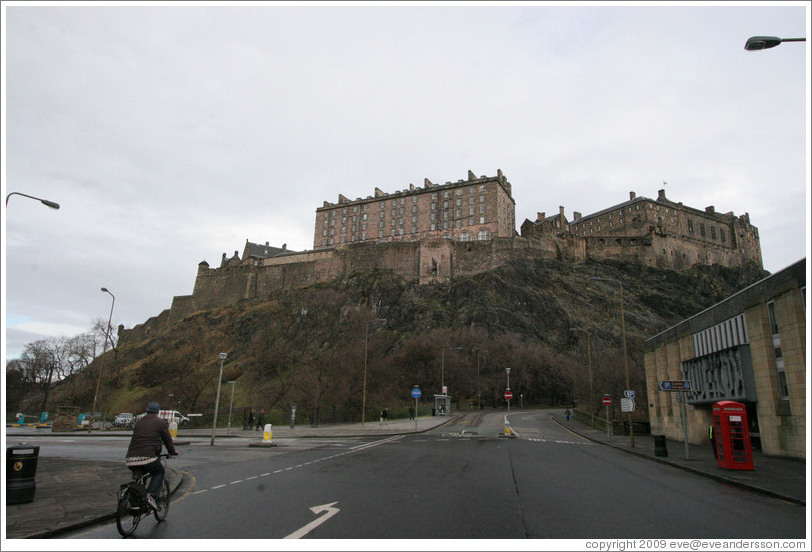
114,412,134,427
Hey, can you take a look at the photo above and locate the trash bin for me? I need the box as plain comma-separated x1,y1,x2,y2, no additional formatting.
7,445,40,504
653,435,668,457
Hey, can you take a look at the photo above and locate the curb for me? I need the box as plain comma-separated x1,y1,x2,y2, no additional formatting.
552,416,805,507
20,469,187,539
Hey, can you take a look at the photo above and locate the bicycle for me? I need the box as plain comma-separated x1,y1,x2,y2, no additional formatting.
115,453,173,537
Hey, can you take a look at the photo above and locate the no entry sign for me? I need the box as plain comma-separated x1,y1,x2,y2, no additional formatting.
602,395,612,406
504,390,513,400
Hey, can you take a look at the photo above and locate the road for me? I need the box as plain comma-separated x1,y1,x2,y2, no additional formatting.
56,410,804,540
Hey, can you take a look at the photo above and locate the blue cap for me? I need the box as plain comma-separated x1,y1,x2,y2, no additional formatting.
146,402,160,413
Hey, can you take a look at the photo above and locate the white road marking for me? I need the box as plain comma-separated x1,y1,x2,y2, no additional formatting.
284,502,340,539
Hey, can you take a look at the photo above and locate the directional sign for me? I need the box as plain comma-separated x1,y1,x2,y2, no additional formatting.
411,387,422,399
504,390,513,400
623,390,636,399
602,395,612,406
659,380,692,391
621,397,635,413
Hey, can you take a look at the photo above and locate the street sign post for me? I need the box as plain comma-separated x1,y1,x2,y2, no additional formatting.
504,390,513,401
603,395,611,441
411,387,421,430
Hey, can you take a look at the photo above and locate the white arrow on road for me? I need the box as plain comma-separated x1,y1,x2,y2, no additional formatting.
284,501,341,539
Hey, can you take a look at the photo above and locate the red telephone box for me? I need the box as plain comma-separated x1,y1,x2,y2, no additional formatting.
712,401,754,470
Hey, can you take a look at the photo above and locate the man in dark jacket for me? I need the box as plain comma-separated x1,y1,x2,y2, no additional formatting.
125,402,179,508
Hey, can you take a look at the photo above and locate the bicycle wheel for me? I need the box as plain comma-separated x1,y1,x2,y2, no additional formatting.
153,477,170,522
115,489,142,537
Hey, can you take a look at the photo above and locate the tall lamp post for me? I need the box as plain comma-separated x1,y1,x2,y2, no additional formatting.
506,367,511,415
226,381,236,434
475,349,488,411
90,287,115,433
591,277,633,448
440,347,463,392
744,35,806,50
362,321,368,425
6,192,60,209
210,352,228,446
570,327,595,428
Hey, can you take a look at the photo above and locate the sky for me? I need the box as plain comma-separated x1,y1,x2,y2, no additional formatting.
2,1,810,363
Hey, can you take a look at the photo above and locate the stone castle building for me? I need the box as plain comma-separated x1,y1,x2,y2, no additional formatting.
313,169,516,248
120,169,763,342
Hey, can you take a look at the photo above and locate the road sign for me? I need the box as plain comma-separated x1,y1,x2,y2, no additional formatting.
411,387,422,399
602,395,612,406
623,390,636,399
504,390,513,400
659,380,692,391
621,397,635,413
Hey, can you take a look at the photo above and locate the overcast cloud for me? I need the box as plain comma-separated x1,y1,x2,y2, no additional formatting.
3,2,809,362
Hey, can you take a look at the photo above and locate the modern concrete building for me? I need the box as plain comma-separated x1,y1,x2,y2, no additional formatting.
644,258,806,459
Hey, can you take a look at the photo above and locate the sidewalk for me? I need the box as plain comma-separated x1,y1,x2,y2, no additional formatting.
553,415,807,507
3,416,452,539
4,413,806,540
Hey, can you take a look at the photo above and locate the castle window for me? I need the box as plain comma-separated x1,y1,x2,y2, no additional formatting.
480,205,485,213
478,229,488,240
479,185,485,191
720,229,726,243
412,216,417,223
456,209,461,217
431,203,437,211
469,207,475,215
412,196,418,203
432,192,438,200
380,202,385,209
711,226,717,240
479,195,485,203
455,220,462,228
443,221,449,229
456,189,462,196
431,223,437,230
443,201,448,208
469,218,474,225
431,213,436,221
687,219,694,233
700,223,706,237
412,205,417,213
353,206,358,213
460,231,469,241
456,199,462,206
480,216,485,224
444,191,449,198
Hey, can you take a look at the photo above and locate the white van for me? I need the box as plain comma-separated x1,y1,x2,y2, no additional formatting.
158,410,190,425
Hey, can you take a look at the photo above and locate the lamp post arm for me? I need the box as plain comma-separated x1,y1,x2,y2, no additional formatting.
6,192,60,209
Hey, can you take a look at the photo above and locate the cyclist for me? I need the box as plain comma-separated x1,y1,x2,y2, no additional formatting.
125,402,179,510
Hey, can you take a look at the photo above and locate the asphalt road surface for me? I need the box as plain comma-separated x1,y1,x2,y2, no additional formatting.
65,410,805,540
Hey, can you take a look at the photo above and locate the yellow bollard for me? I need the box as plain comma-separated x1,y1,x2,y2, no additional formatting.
169,421,178,440
263,423,273,442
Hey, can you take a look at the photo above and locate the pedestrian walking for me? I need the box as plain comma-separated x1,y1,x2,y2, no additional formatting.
380,407,389,425
565,408,572,421
246,408,254,431
408,406,415,420
256,409,265,431
709,424,718,459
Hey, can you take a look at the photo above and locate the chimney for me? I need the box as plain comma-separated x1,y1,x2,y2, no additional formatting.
573,211,582,220
424,178,434,188
468,170,476,181
338,194,348,204
559,206,566,220
658,189,666,201
537,212,546,222
705,206,716,214
374,187,385,197
265,241,269,246
282,243,287,252
630,192,636,200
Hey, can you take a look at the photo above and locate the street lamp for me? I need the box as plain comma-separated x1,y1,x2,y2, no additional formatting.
5,191,60,209
506,367,511,415
210,352,228,446
89,287,115,433
591,277,633,448
745,36,806,51
570,327,595,428
475,349,488,411
226,381,236,434
440,347,463,393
